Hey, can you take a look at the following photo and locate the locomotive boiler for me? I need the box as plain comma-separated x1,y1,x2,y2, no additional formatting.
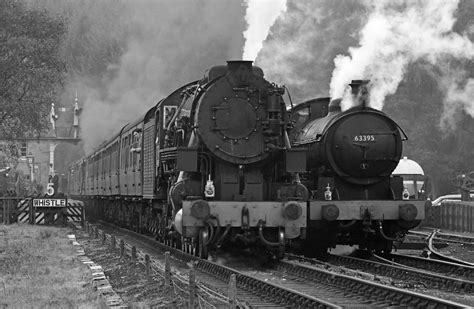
168,61,308,258
67,61,308,259
290,80,426,255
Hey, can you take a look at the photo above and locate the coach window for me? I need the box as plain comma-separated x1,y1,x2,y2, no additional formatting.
125,136,129,170
128,134,132,169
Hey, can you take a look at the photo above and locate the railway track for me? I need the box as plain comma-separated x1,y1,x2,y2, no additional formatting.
93,221,336,308
408,229,474,266
425,230,474,267
287,253,472,298
372,253,474,283
410,229,474,246
89,221,466,308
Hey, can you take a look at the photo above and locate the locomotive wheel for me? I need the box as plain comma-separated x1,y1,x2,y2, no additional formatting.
198,228,209,259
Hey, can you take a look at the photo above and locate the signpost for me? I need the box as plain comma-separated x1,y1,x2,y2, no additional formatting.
32,198,66,207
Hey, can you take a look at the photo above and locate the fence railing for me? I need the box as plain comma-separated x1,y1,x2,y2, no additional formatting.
424,201,474,232
0,197,84,226
0,197,26,224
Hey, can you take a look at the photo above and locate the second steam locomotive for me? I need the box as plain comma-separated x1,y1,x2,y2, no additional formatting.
67,62,426,258
291,80,426,255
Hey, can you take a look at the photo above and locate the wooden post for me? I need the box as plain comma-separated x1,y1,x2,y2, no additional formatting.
132,246,137,261
145,254,150,277
228,274,236,309
1,200,5,224
29,199,34,224
470,206,473,232
165,251,171,287
462,205,466,232
102,231,106,244
5,199,10,225
95,227,99,239
456,205,461,231
111,235,116,249
120,239,125,258
81,205,86,227
449,204,453,230
188,267,195,309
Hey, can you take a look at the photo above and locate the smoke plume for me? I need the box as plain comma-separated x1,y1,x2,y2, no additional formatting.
440,74,474,131
330,0,474,114
256,1,366,103
53,0,246,152
242,0,287,61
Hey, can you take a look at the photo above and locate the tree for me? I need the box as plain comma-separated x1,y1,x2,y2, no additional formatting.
0,0,66,139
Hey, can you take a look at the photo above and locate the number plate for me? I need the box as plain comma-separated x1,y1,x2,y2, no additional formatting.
352,135,376,142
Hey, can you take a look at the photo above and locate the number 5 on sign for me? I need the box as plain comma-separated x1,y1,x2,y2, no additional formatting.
46,183,55,196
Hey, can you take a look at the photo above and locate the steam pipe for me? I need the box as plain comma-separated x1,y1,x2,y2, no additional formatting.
209,215,221,245
166,85,196,134
377,221,397,241
258,220,283,247
204,219,215,246
215,224,232,248
283,130,301,184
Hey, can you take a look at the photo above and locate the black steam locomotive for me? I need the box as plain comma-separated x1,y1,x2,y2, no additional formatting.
68,62,426,259
290,80,426,255
68,61,308,258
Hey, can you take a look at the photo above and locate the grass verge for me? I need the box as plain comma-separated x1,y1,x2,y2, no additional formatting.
0,223,99,308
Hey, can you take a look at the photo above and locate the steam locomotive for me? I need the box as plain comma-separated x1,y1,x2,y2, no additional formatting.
289,80,426,255
68,61,308,258
67,62,426,258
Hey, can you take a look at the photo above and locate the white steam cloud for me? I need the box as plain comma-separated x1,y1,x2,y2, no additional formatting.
70,0,245,152
440,74,474,131
242,0,287,61
330,0,474,115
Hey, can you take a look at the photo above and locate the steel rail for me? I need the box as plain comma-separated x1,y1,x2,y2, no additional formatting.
95,221,340,308
427,230,474,267
374,252,474,282
285,253,467,308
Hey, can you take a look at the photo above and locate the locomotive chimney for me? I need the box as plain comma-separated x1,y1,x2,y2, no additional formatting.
227,60,254,86
349,80,370,108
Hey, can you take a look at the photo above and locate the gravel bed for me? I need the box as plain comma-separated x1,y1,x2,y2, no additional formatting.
75,229,187,308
